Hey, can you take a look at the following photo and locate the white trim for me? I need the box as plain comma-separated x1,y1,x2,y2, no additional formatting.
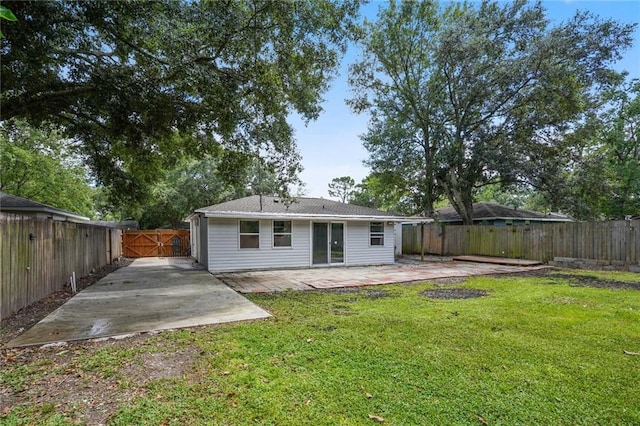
369,221,385,247
196,210,406,222
238,219,260,250
309,220,313,267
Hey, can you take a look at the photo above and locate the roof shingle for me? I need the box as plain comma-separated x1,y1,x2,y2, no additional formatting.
196,195,400,218
434,202,571,222
0,191,89,221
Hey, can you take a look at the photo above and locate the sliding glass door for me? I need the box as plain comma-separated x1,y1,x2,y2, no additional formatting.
312,222,344,265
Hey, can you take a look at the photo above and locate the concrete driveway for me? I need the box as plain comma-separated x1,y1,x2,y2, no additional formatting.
6,258,271,348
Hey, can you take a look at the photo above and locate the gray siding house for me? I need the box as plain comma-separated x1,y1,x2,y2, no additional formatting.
0,191,90,222
189,195,404,272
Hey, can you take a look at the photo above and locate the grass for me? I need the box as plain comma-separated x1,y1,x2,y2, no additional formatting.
3,271,640,425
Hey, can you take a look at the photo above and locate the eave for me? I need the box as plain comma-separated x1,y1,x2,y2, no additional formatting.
192,210,407,222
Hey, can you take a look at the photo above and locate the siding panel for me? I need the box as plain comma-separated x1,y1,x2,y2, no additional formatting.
345,222,395,266
208,219,311,272
208,219,396,272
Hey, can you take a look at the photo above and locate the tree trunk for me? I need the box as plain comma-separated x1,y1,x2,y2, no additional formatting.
439,170,474,225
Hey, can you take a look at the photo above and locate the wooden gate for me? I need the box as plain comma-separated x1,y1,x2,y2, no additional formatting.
122,230,190,258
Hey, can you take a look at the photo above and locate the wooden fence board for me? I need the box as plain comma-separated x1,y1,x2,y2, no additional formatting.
402,220,640,265
122,230,190,258
0,213,123,319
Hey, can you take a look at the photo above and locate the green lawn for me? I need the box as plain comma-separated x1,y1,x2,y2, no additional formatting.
3,271,639,425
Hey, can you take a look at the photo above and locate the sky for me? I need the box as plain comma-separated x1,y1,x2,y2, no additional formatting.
291,0,640,199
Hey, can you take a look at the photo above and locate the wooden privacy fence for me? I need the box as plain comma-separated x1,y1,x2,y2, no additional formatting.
402,220,640,265
122,229,190,257
0,213,123,319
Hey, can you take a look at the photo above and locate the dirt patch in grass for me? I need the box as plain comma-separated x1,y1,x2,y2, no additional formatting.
551,274,640,291
125,347,199,383
1,259,133,346
428,277,468,285
2,335,146,424
488,269,640,291
420,288,488,299
1,334,200,424
323,287,396,300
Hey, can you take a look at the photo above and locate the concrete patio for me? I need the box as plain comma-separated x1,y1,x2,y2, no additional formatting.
215,257,549,293
6,258,271,348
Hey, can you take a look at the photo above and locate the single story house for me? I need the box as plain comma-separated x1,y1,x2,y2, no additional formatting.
188,195,405,272
0,191,90,222
433,202,572,226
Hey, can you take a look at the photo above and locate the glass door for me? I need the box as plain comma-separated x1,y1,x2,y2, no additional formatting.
313,222,344,265
330,223,344,263
312,222,329,264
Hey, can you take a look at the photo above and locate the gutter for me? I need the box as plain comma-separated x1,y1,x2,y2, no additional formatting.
194,210,407,222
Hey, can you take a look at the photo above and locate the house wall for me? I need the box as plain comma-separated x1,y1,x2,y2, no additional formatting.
207,219,396,272
208,218,311,272
199,216,208,268
345,222,395,265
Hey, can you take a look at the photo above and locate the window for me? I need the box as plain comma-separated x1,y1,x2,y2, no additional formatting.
273,220,292,248
370,222,385,246
239,220,260,249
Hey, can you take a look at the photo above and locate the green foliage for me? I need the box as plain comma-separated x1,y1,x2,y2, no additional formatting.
0,5,17,38
577,82,639,219
350,172,421,213
350,0,636,223
138,156,247,229
528,79,640,220
136,155,284,229
349,0,444,217
0,119,95,217
1,0,361,203
327,176,355,203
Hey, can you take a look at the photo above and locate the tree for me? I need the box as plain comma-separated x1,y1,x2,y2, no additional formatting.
0,5,17,39
1,0,361,207
350,172,422,213
328,176,356,203
0,119,95,217
601,81,640,218
348,1,443,217
349,0,636,224
138,155,250,229
136,154,285,229
537,79,640,220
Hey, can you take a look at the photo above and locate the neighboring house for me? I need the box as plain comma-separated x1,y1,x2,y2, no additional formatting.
433,202,573,226
188,195,405,272
0,191,90,222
